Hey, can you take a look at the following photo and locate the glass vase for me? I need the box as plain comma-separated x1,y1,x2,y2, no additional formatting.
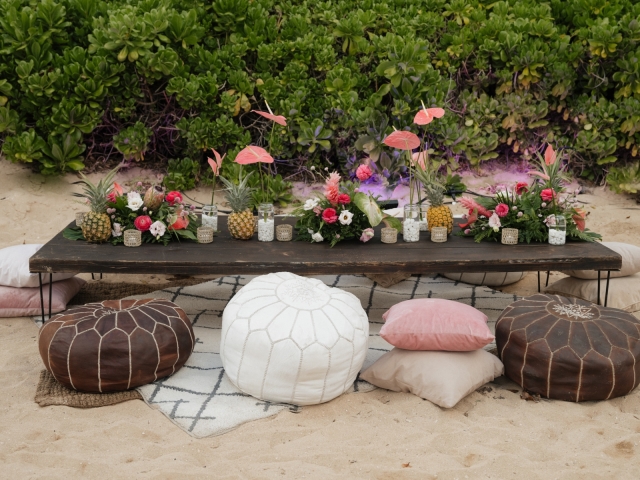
403,204,420,242
548,215,566,245
418,204,429,231
201,205,218,230
257,203,275,242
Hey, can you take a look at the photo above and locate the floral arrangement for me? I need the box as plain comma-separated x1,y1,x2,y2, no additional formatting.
106,184,198,245
458,145,601,243
295,168,401,247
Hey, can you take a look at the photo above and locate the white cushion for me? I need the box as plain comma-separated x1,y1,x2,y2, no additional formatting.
545,274,640,313
220,272,369,406
441,271,527,287
564,242,640,279
0,244,76,288
360,348,504,408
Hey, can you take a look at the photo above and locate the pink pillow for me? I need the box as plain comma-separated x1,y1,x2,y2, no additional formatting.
0,277,85,318
380,298,494,351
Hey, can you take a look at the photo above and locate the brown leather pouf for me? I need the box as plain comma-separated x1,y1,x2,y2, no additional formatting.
38,299,194,393
496,294,640,402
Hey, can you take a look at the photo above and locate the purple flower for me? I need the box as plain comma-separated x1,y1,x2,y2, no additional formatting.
464,229,471,235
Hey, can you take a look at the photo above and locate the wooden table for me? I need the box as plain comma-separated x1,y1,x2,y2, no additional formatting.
30,217,622,320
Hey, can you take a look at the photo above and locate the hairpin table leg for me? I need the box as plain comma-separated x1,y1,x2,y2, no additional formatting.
39,273,45,325
545,271,550,288
48,273,53,320
604,270,611,307
537,271,541,293
597,270,601,306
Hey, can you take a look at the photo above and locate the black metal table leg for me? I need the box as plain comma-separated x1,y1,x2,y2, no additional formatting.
537,271,541,293
48,273,53,320
597,270,601,305
545,271,550,288
604,270,611,307
38,273,45,325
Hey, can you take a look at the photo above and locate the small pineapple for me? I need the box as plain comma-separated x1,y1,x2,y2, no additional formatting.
415,166,454,234
220,172,255,240
76,168,118,243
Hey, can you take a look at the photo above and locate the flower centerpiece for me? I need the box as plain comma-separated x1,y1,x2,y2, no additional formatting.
458,145,601,243
65,170,198,245
294,169,401,247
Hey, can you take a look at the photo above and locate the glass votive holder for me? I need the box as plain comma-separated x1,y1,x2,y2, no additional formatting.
381,227,398,244
403,204,420,242
75,212,87,227
201,205,218,230
257,203,275,242
430,226,448,243
276,224,293,241
124,229,142,247
501,228,519,245
197,226,214,244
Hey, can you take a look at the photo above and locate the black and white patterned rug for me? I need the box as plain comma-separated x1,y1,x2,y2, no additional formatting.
127,274,518,438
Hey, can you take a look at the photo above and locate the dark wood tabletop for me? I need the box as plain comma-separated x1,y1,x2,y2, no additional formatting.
29,217,622,276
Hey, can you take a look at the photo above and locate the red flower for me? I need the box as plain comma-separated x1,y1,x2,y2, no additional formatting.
458,209,478,229
356,164,372,181
134,215,152,232
515,182,529,195
165,191,183,206
107,182,124,203
540,188,555,202
170,216,189,230
495,203,509,218
337,194,351,205
322,208,338,224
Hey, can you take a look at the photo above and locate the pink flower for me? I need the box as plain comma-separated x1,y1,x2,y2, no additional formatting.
540,188,555,202
324,171,342,204
488,213,501,231
134,215,152,232
322,208,338,224
107,182,124,203
515,182,529,195
360,228,374,243
165,191,183,205
459,197,492,219
464,229,471,235
528,171,551,181
545,144,557,165
495,203,509,218
356,164,372,181
337,193,351,205
313,205,323,216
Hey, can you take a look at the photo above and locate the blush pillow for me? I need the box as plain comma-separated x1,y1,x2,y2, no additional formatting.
564,242,640,279
380,298,494,351
360,348,504,408
0,277,85,318
0,244,76,288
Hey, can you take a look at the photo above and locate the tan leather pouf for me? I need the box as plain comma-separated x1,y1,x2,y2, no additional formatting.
496,294,640,402
38,299,194,393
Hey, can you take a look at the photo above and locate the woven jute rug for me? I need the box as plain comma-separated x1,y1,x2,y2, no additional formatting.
35,370,142,408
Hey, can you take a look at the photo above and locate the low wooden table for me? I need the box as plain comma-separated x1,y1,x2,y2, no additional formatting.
30,217,622,321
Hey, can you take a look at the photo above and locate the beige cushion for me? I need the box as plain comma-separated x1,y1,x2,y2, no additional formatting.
545,274,640,312
564,242,640,279
441,271,526,287
360,348,504,408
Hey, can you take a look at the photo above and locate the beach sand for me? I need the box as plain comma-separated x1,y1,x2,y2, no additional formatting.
1,161,640,479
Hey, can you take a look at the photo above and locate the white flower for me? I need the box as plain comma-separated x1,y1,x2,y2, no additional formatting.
111,223,122,237
310,166,316,171
311,232,324,243
149,220,166,239
517,211,523,218
127,192,144,211
303,198,319,211
544,214,557,227
541,202,547,208
512,206,518,211
338,210,353,225
488,213,501,232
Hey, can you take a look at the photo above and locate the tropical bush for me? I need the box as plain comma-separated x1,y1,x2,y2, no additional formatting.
1,0,640,193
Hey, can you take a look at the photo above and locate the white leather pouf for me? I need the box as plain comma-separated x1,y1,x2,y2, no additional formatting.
220,272,369,406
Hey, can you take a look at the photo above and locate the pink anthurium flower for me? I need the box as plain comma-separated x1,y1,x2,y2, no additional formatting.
208,148,225,175
383,130,421,150
252,101,287,126
235,145,274,164
527,171,551,181
544,144,557,166
414,102,445,125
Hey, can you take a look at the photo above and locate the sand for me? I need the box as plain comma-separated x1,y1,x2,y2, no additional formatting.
1,161,640,478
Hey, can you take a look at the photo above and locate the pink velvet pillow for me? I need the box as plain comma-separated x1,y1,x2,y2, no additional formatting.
380,298,494,351
0,277,85,318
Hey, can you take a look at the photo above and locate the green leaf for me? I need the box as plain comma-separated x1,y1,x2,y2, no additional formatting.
63,227,85,241
66,160,85,171
353,192,383,227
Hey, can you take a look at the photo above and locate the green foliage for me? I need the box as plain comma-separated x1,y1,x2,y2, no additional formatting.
0,0,639,190
163,157,199,191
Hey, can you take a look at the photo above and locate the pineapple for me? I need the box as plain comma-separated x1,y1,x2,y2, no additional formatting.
415,166,454,234
76,168,118,243
219,172,255,240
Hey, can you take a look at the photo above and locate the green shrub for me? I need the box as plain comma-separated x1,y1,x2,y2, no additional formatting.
0,0,640,191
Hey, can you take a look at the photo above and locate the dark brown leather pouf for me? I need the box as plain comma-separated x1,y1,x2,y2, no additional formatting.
496,294,640,402
38,299,194,393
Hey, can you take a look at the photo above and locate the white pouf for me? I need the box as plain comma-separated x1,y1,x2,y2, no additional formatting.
220,272,369,406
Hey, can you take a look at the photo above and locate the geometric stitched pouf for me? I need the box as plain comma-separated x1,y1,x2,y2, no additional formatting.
496,294,640,402
220,272,369,406
38,299,194,393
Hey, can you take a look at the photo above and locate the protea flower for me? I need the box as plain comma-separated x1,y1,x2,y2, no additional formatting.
143,185,165,210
